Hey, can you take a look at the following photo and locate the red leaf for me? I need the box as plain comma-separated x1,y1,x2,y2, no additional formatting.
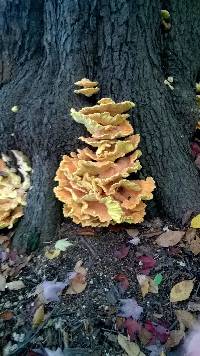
114,245,130,259
113,273,129,290
138,255,156,274
191,142,200,157
144,320,169,344
124,318,141,340
155,324,170,343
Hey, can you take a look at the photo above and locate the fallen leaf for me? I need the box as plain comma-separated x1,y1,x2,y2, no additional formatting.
114,245,130,259
118,298,143,320
113,273,129,291
153,273,163,286
0,310,14,320
117,334,145,356
0,235,10,244
42,281,66,302
144,320,169,345
191,214,200,228
6,280,25,290
45,249,61,259
191,142,200,157
183,324,200,356
32,305,45,328
137,274,158,298
55,238,73,251
170,280,194,303
66,260,87,295
175,309,197,329
126,228,139,238
124,319,141,340
185,228,200,255
138,255,156,275
0,274,6,291
156,230,185,247
165,329,185,349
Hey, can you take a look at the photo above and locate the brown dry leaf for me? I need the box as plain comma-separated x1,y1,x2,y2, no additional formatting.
185,228,200,255
0,310,14,320
32,305,45,328
6,280,25,290
156,230,185,247
175,309,197,329
66,260,87,295
137,274,158,298
0,235,10,244
170,280,194,303
165,329,185,349
45,249,61,259
118,334,146,356
126,228,139,238
0,274,6,291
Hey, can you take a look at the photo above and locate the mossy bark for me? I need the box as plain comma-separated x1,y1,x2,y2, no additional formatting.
0,0,200,251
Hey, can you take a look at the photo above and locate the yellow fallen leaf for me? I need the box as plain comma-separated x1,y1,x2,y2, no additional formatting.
191,214,200,228
175,309,197,329
170,280,194,303
137,274,158,298
156,230,185,247
32,305,44,328
45,249,60,259
118,334,146,356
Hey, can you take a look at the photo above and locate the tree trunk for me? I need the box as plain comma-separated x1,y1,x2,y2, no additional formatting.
0,0,200,251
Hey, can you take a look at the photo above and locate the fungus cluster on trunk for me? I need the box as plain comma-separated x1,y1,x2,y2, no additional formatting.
0,151,31,229
54,95,155,227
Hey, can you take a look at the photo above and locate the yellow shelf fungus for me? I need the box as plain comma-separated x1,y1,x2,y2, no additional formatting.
54,97,155,227
74,78,99,97
0,151,31,229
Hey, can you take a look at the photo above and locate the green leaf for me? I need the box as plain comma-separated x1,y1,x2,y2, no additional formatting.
153,273,163,286
55,238,73,251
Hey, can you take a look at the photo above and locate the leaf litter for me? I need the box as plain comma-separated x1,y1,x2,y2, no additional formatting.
1,219,200,355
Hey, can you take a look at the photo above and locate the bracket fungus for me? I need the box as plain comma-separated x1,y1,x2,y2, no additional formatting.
0,151,31,229
74,78,99,97
54,97,155,227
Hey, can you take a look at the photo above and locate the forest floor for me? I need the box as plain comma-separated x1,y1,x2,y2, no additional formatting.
0,218,200,356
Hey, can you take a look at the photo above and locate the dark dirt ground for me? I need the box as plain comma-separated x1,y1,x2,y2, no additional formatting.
0,218,200,356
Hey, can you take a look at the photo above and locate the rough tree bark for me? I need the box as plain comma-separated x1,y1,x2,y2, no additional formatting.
0,0,200,251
